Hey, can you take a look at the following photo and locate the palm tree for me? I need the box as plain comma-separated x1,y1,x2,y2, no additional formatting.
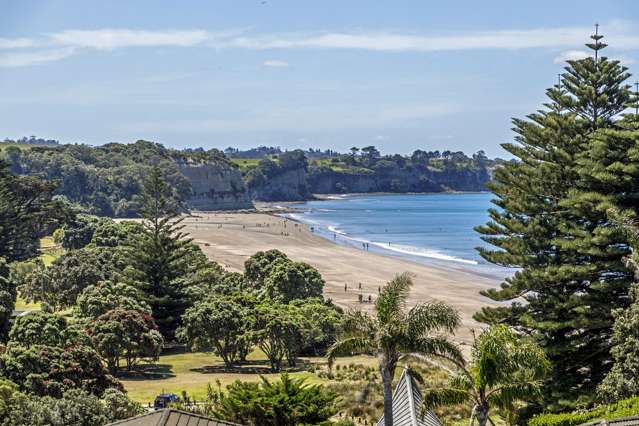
327,272,463,426
423,324,550,426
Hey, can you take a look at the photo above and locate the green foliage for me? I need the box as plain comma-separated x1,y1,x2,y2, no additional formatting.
423,325,550,426
9,311,68,347
86,308,163,374
474,31,635,410
212,374,340,426
244,250,324,303
129,166,195,341
0,343,122,397
529,396,639,426
2,387,143,426
290,298,343,356
177,295,248,367
0,159,67,262
597,282,639,402
90,220,145,247
253,302,309,372
3,140,204,217
59,214,105,249
18,247,128,311
75,280,150,319
0,258,16,341
263,259,325,303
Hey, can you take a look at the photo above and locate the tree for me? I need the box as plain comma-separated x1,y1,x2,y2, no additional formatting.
8,311,68,347
0,159,66,262
290,298,342,356
253,302,308,372
597,210,639,403
474,30,633,409
90,220,144,248
3,387,143,426
327,272,462,426
59,214,104,249
86,308,163,374
244,249,288,286
211,374,339,426
423,325,550,426
74,280,150,319
0,258,16,341
262,259,324,303
0,343,122,397
177,296,247,367
129,166,194,340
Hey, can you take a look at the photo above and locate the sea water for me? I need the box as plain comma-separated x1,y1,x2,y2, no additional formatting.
283,193,513,280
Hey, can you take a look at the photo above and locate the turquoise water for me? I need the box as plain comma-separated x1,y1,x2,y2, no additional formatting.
284,193,512,279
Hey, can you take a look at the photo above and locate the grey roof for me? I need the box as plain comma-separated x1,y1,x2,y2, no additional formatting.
106,409,243,426
377,367,443,426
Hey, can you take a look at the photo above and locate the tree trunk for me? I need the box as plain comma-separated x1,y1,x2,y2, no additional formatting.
475,403,489,426
380,354,394,426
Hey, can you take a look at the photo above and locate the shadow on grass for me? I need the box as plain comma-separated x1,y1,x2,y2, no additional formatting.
118,363,176,380
191,359,314,375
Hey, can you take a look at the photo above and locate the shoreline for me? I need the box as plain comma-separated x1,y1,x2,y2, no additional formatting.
185,210,507,347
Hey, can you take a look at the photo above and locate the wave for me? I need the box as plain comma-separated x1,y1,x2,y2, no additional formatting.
369,242,478,265
282,211,479,266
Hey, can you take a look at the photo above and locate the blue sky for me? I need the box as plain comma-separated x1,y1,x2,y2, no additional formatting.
1,1,638,157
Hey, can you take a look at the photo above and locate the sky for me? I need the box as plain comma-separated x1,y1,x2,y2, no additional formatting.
1,1,638,158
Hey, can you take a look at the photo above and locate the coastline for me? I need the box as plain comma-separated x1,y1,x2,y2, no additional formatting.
184,210,507,347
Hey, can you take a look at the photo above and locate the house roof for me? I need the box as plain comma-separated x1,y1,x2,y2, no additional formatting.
106,409,243,426
377,367,443,426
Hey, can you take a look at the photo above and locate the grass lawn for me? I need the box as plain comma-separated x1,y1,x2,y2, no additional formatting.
120,349,377,404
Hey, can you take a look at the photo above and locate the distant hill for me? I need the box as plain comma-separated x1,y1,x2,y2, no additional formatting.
2,140,503,215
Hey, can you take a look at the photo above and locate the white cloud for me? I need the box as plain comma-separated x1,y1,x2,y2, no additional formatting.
0,47,76,68
553,50,589,64
48,29,210,50
0,37,35,49
221,26,639,52
263,59,289,67
3,22,639,68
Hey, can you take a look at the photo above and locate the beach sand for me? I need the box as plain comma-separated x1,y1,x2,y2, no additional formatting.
183,211,506,349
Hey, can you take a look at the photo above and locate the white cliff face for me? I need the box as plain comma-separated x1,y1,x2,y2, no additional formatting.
177,161,253,210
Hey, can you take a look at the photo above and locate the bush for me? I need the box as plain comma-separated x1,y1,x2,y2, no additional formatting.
529,396,639,426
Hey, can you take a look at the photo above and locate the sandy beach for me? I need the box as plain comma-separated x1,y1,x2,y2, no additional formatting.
183,211,506,348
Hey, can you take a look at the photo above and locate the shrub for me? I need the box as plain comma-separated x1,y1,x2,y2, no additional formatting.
529,396,639,426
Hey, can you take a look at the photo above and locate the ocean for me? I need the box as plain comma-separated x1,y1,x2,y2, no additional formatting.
282,193,513,279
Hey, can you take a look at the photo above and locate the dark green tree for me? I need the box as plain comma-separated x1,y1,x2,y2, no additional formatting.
475,30,633,410
86,308,163,374
8,311,68,347
211,374,339,426
130,166,194,340
177,295,247,367
74,280,150,319
0,258,16,341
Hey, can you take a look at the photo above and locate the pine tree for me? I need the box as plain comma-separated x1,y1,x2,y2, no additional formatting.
130,166,193,341
475,29,633,410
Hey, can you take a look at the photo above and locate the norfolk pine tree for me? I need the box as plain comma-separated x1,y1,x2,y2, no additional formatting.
475,30,634,410
130,166,193,341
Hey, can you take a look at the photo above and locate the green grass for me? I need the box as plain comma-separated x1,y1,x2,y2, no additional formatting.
120,349,377,404
230,158,261,171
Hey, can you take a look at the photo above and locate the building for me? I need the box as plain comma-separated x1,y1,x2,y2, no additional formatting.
377,366,443,426
106,409,243,426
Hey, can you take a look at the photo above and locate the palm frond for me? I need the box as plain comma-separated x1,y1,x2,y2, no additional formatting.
375,272,414,323
341,309,377,337
326,336,375,369
402,336,465,368
422,387,471,410
407,302,461,336
486,380,544,408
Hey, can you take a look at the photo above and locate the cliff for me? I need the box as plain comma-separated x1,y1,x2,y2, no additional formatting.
177,160,253,210
308,166,491,194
